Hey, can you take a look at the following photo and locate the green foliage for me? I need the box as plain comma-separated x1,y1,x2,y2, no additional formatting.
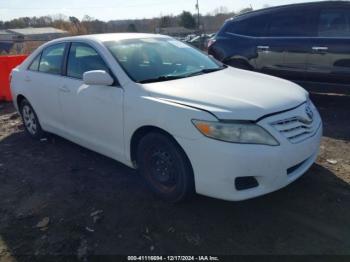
127,23,138,32
69,16,80,25
238,7,253,14
159,16,172,28
179,11,196,29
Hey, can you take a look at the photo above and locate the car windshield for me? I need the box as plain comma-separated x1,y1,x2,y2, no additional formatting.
104,37,224,83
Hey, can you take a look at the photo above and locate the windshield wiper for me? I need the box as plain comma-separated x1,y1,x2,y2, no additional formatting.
138,75,185,84
184,66,227,78
138,65,227,84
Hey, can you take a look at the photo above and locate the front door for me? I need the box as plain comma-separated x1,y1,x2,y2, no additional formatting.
59,42,125,160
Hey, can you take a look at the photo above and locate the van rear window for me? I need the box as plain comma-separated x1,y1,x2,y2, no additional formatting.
224,15,268,37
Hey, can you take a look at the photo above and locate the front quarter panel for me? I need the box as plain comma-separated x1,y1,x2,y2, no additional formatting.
123,83,217,165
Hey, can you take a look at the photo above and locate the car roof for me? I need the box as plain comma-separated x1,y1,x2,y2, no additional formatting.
48,33,170,44
232,1,350,20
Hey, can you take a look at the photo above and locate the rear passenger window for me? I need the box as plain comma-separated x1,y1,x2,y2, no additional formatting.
67,43,109,79
28,54,41,71
267,10,315,37
39,43,66,75
319,9,350,37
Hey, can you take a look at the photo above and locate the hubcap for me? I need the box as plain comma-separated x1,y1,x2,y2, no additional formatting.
147,148,178,192
22,105,37,135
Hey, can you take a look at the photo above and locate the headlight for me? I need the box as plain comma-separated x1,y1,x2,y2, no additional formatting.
192,120,279,146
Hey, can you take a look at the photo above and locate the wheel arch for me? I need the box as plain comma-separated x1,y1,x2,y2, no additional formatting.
16,94,44,130
224,56,255,70
16,94,27,109
129,125,194,173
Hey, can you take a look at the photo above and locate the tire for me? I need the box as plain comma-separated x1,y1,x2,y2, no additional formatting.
20,99,45,139
136,132,195,203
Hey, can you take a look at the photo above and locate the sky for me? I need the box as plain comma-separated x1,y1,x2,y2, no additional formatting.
0,0,322,21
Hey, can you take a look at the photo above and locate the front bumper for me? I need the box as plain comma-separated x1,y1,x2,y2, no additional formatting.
176,104,322,201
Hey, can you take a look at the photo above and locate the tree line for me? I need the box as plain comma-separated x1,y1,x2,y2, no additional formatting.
0,7,253,35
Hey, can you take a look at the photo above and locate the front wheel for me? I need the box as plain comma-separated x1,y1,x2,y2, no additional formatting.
20,99,45,139
136,132,195,203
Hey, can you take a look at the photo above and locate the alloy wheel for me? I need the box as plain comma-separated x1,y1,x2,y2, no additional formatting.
22,104,38,135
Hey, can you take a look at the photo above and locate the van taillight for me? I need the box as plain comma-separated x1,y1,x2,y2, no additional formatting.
207,39,216,49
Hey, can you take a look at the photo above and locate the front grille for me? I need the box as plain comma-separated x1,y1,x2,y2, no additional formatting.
271,117,319,144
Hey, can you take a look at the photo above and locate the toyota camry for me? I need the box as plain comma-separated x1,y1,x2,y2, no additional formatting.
10,33,322,202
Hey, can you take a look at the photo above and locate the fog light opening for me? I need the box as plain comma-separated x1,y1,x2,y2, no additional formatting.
235,177,259,191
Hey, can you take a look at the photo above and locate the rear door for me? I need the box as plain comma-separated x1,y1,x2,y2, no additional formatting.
255,7,316,81
25,43,67,131
307,7,350,84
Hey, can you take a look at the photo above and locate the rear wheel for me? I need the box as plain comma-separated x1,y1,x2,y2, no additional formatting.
20,99,44,139
136,132,194,203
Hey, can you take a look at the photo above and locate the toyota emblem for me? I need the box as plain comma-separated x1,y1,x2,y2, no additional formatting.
306,105,314,121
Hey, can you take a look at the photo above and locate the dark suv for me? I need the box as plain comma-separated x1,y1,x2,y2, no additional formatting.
208,1,350,84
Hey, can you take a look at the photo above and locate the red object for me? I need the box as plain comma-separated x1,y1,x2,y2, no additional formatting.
0,55,27,102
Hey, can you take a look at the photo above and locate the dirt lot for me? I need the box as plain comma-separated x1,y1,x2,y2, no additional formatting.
0,83,349,260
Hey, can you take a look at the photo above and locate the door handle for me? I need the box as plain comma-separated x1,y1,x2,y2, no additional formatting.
59,86,70,93
24,75,31,82
257,46,270,52
312,46,328,52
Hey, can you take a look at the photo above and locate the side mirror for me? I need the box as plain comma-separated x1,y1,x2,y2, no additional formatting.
83,70,114,86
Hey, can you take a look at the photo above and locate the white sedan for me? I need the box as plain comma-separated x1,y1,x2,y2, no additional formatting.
10,33,322,202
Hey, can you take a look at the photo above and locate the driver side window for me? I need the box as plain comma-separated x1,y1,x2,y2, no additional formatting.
67,43,109,79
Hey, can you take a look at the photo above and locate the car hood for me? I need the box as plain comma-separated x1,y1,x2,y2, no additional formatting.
142,67,308,121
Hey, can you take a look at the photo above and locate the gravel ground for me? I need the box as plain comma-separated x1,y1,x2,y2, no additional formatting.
0,83,349,261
